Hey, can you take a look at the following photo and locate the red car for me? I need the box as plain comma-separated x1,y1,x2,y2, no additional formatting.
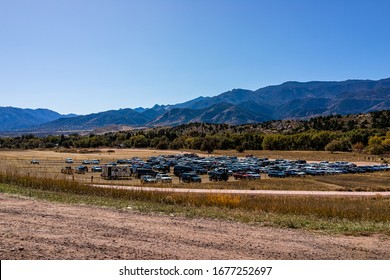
233,171,251,180
233,171,261,180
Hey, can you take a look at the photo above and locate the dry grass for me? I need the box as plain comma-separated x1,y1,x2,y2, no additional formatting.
0,148,184,161
1,149,390,192
2,149,390,235
1,161,390,235
311,173,390,191
1,167,390,224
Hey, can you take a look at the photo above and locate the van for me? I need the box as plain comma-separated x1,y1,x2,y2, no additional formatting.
173,165,194,176
180,173,201,183
134,168,157,179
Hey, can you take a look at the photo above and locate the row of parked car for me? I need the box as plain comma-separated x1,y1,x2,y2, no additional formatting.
62,158,103,174
140,173,172,184
58,153,389,181
126,154,390,180
140,172,202,184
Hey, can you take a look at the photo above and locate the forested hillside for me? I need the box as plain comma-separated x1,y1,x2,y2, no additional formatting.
1,110,389,155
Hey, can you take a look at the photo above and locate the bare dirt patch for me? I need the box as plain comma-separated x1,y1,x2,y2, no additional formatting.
1,193,389,260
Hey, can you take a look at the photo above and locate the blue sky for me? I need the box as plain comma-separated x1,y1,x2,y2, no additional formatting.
1,0,390,115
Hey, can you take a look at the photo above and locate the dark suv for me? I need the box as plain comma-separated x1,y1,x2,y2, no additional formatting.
180,173,202,183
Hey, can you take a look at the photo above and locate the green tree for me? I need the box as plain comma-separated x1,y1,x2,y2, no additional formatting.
325,139,351,152
352,142,364,153
235,145,245,153
131,135,148,148
382,139,390,152
151,136,169,150
368,135,383,146
169,136,186,150
200,136,219,154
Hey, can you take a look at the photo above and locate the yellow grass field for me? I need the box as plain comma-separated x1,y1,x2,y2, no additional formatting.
1,148,390,238
0,148,389,191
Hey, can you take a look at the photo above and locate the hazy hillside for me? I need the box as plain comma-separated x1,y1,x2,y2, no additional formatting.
0,107,75,131
34,109,151,132
2,77,390,134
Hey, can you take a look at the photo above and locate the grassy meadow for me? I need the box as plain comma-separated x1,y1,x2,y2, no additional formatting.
1,148,390,235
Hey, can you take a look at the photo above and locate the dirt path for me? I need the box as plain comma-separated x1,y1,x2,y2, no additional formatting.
1,194,390,260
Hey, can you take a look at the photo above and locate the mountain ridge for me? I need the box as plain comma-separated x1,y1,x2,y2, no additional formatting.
0,107,77,131
2,77,390,134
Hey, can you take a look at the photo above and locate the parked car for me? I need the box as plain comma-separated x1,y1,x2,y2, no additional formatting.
180,173,202,183
77,165,88,172
193,166,208,175
208,169,229,181
65,158,73,164
140,175,157,184
30,159,40,164
74,166,87,174
233,171,250,180
285,169,306,177
134,168,158,179
153,165,171,173
173,165,194,176
267,170,286,178
61,166,73,174
91,166,102,172
155,173,172,183
245,171,261,179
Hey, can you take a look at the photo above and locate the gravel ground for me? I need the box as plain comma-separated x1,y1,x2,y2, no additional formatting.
1,193,390,260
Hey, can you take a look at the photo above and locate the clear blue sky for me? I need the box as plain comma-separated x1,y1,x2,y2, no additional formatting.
1,0,390,115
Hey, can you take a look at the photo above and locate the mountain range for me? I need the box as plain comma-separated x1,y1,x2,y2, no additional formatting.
0,107,76,131
2,78,390,135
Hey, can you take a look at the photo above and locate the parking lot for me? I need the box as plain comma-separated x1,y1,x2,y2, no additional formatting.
111,153,389,182
2,149,388,188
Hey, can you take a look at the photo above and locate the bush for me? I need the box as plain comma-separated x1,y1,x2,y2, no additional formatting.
367,144,385,155
352,142,364,153
236,145,245,153
325,139,351,152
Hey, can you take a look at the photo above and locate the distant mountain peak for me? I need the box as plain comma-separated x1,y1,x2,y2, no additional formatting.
0,107,78,131
2,77,390,135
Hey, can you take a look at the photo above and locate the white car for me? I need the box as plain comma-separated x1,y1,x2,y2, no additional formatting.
140,175,157,184
246,171,261,179
65,158,74,164
155,173,172,183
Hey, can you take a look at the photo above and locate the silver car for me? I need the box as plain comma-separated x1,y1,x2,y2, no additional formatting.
140,175,157,184
155,173,172,183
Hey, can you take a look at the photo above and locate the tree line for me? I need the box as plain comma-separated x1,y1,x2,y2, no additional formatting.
1,110,389,155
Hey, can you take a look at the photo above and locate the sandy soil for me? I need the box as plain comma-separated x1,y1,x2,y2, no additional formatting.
1,193,390,260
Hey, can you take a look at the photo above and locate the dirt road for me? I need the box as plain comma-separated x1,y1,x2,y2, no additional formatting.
1,193,390,260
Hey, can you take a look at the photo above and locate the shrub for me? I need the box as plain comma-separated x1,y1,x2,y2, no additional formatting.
236,145,245,153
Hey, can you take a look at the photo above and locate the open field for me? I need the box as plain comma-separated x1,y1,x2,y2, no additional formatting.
1,148,389,191
1,148,390,259
0,148,386,165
